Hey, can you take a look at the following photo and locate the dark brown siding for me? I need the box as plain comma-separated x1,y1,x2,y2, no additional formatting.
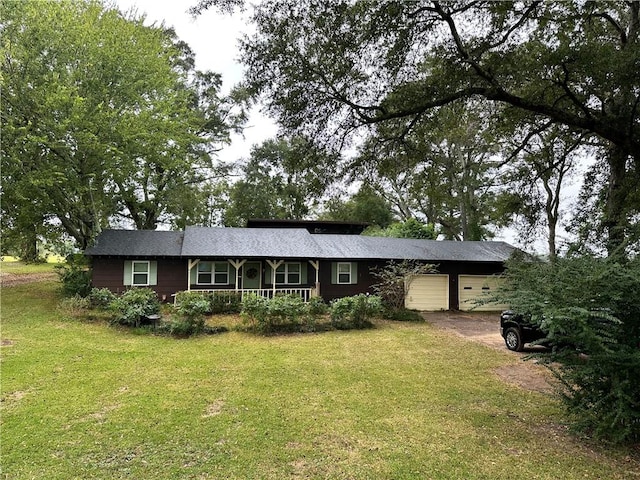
317,259,505,308
90,257,188,301
91,257,125,294
156,259,188,301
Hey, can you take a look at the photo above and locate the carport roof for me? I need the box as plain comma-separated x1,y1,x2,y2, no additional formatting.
86,227,517,263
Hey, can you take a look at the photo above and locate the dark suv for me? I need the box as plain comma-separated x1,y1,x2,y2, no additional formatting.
500,310,547,352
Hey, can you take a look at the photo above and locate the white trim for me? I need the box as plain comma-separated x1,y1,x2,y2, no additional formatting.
336,262,352,284
196,261,230,285
131,260,150,286
275,262,302,285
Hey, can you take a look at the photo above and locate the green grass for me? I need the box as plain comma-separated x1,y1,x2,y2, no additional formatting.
2,281,638,479
1,259,60,275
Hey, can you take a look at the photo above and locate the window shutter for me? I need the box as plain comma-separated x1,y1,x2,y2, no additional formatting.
331,262,337,284
149,261,157,286
351,262,358,284
123,261,132,286
301,262,308,283
265,264,273,285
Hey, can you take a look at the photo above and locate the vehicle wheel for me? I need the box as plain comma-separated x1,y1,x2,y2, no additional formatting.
504,327,524,352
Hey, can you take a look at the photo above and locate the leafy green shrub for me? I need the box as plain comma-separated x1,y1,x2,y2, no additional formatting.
56,262,92,297
241,293,315,333
330,294,382,329
88,287,116,309
109,288,160,327
240,294,270,329
494,254,640,444
382,307,424,322
308,296,329,316
174,291,213,313
211,291,242,314
170,294,210,336
174,291,243,314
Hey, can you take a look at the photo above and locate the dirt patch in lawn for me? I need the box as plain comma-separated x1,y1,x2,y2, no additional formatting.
422,311,557,394
0,272,57,287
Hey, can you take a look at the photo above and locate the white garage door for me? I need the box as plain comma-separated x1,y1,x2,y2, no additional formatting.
458,275,509,311
405,275,449,311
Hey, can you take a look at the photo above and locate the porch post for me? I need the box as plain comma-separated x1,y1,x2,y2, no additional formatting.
228,259,246,291
187,259,200,291
309,260,320,297
266,260,284,296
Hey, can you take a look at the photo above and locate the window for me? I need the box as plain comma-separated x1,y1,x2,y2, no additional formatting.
197,262,229,285
214,262,229,284
197,262,212,284
132,261,150,286
337,262,352,284
275,262,301,285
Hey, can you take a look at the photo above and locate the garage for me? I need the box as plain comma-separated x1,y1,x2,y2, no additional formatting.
405,274,449,311
458,275,509,311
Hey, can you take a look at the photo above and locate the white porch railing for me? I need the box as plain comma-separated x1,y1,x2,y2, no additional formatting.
175,288,315,304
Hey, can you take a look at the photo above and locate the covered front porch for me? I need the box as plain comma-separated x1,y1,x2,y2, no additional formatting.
184,258,321,302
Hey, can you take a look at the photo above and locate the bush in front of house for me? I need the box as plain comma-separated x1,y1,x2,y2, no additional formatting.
88,287,116,309
330,294,382,329
307,296,329,316
56,261,92,297
210,291,242,314
108,287,160,327
174,290,243,314
169,293,210,336
241,293,319,333
382,307,424,322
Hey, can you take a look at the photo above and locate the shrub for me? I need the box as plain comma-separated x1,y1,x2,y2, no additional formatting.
330,294,382,329
109,288,160,327
56,262,92,297
382,307,424,322
241,293,315,333
494,255,640,444
173,291,243,314
240,294,270,329
211,291,242,314
171,294,210,336
308,296,329,316
88,287,116,309
371,260,437,310
174,291,213,314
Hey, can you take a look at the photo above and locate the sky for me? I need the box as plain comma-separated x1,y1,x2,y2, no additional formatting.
113,0,278,164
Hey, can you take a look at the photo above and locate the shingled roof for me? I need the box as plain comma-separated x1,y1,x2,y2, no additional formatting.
86,227,516,263
85,230,184,257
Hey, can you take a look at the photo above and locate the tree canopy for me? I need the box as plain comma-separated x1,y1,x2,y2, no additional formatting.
195,0,640,255
1,0,242,257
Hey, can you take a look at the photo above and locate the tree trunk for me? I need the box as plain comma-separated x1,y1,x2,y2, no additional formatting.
20,223,39,263
604,146,630,256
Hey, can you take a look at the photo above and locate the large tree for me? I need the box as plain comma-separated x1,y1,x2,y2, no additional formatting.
1,0,241,254
223,138,332,226
195,0,640,254
356,101,505,240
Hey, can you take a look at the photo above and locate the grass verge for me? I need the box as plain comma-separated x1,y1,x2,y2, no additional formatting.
1,281,638,479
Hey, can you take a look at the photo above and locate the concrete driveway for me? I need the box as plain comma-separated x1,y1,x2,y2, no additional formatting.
420,311,506,350
421,311,555,393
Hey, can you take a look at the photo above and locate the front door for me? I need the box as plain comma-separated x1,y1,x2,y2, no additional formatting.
242,262,262,289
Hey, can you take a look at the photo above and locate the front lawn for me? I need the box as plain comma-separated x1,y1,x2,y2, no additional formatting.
1,281,638,479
